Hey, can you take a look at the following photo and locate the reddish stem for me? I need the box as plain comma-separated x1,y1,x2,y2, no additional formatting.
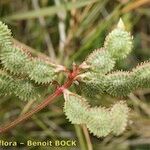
0,67,79,133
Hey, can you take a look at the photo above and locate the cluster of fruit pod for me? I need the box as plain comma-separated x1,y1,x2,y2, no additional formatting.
0,20,149,137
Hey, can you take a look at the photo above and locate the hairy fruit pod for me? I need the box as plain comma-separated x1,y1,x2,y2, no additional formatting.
110,101,129,135
85,48,115,74
28,59,57,84
0,46,30,75
132,62,150,88
0,21,12,46
104,20,133,60
0,70,41,100
86,107,112,137
105,71,134,97
77,72,106,98
63,90,90,124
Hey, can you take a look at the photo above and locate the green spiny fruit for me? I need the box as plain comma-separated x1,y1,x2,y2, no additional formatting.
105,71,134,97
85,48,115,74
79,82,103,98
0,46,30,75
14,80,41,101
77,72,106,98
132,61,150,88
0,70,42,101
0,45,58,84
104,19,133,60
28,59,57,84
86,107,111,137
63,90,90,124
0,70,14,96
0,22,59,84
0,21,12,46
110,101,129,135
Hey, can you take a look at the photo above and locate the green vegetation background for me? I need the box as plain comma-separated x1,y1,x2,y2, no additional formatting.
0,0,150,150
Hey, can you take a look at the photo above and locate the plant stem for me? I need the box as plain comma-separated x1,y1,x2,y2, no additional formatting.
82,124,93,150
74,125,87,150
0,68,79,133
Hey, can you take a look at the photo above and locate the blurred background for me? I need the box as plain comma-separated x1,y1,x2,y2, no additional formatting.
0,0,150,149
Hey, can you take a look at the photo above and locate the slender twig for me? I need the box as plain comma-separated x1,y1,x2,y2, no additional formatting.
0,67,80,133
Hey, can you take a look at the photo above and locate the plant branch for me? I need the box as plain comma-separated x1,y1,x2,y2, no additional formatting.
0,67,80,133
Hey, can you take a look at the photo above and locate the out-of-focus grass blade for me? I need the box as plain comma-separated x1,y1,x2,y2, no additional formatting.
137,8,150,17
0,0,11,5
6,0,100,20
76,0,109,36
122,0,150,13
